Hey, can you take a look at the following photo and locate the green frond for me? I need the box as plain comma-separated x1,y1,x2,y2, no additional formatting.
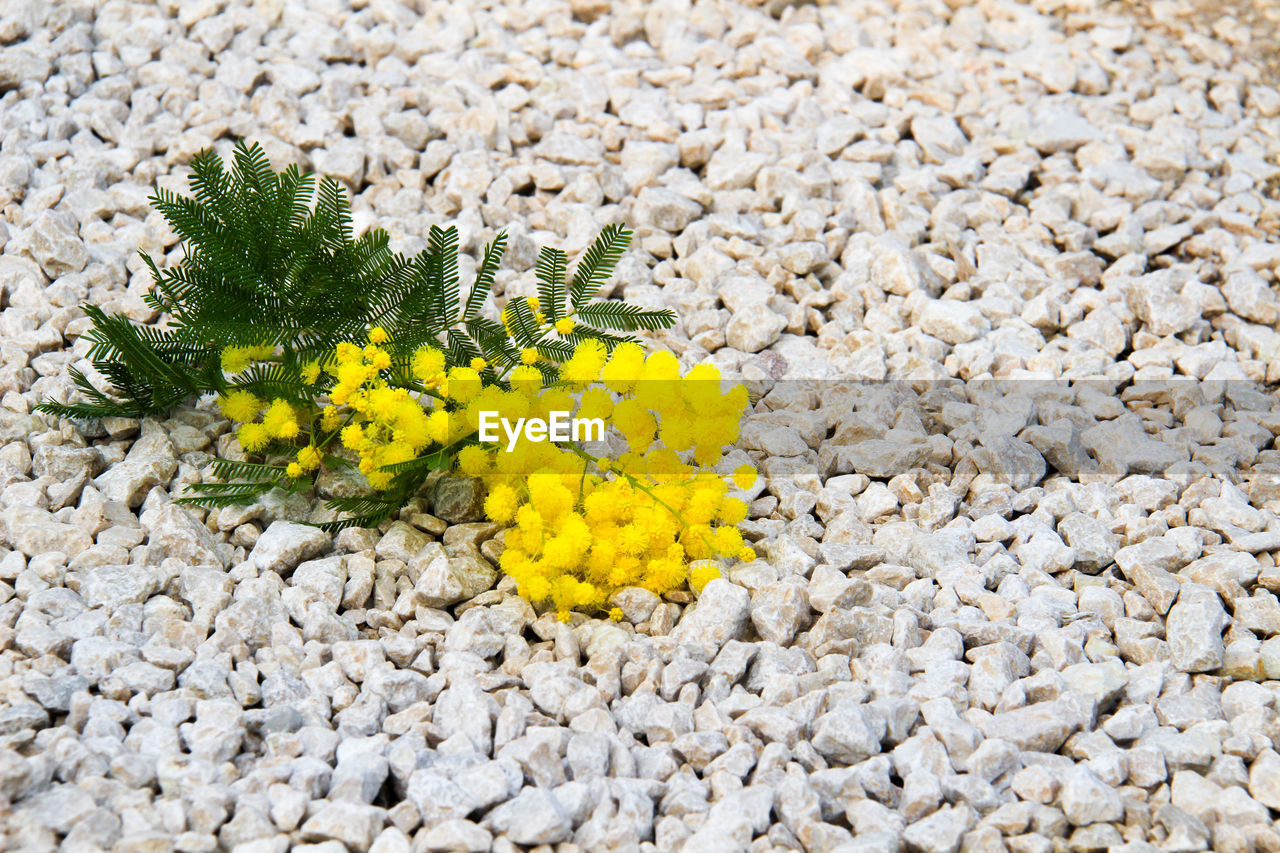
463,231,506,321
570,223,632,308
446,328,483,368
427,225,461,324
207,458,289,482
176,480,278,508
503,298,543,348
317,491,412,532
536,247,567,321
573,302,677,332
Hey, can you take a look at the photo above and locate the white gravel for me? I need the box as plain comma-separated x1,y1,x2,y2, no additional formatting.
3,0,1280,851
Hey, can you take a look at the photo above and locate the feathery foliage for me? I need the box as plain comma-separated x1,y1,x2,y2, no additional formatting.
38,140,676,530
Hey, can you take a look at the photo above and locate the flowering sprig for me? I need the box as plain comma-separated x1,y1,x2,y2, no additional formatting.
36,141,762,617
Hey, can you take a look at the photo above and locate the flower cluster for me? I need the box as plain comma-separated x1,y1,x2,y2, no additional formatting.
215,390,303,454
464,341,756,621
209,323,755,620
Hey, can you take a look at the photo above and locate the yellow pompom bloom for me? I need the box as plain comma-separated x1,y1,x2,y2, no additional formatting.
689,563,721,593
601,342,644,392
527,296,540,312
534,311,547,326
509,365,543,395
713,525,744,556
457,445,491,476
216,390,262,423
411,347,446,383
522,575,550,603
560,338,606,385
341,423,365,450
221,346,253,374
381,441,415,468
368,326,390,344
442,367,481,402
286,462,304,478
370,350,392,371
470,357,487,371
576,388,613,423
237,422,270,452
718,497,748,525
261,399,299,439
555,317,576,335
694,443,722,468
297,445,323,471
484,484,520,523
732,464,757,490
427,409,450,444
301,361,322,384
520,348,539,365
528,473,574,522
739,546,757,563
336,361,367,389
609,607,624,622
320,405,342,431
392,405,433,451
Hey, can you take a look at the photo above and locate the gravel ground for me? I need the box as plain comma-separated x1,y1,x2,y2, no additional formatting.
3,0,1280,851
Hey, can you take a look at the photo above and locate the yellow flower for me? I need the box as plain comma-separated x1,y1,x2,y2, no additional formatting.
732,464,757,490
297,445,322,471
527,296,540,312
368,326,390,344
689,563,721,592
601,342,644,392
341,424,365,450
221,346,253,374
555,317,576,335
520,348,539,365
442,367,481,403
719,497,748,525
484,484,519,523
560,338,606,385
286,462,304,478
237,422,270,452
301,361,322,384
337,361,367,389
427,410,450,444
411,347,446,383
320,405,342,431
609,607,624,622
738,546,756,563
216,390,262,423
458,445,490,476
261,399,299,439
528,473,574,521
470,357,487,371
642,350,681,382
509,365,543,394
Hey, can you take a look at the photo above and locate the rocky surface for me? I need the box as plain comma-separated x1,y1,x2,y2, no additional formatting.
2,0,1280,851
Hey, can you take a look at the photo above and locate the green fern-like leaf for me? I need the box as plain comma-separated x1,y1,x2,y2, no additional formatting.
573,302,677,331
570,224,632,308
535,247,567,321
463,232,507,321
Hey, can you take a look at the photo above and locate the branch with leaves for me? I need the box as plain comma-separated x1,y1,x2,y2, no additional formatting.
38,140,677,531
